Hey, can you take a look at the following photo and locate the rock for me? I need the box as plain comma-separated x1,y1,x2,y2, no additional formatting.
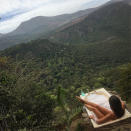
82,113,88,118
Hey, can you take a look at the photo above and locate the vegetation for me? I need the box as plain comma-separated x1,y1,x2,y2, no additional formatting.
104,63,131,101
50,2,131,45
0,38,130,130
0,1,130,130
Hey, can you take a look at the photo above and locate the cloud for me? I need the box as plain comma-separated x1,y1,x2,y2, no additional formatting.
0,0,110,33
0,0,51,15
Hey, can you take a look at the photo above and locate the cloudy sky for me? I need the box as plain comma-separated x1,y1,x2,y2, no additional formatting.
0,0,110,34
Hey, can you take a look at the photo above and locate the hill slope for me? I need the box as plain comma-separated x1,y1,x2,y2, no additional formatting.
0,37,131,130
0,8,95,50
0,33,2,37
50,1,131,44
7,9,95,37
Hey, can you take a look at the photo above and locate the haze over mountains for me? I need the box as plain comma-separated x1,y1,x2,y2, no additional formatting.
0,0,130,50
7,9,95,36
0,8,95,50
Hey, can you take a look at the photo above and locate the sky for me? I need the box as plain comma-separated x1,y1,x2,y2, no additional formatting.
0,0,110,34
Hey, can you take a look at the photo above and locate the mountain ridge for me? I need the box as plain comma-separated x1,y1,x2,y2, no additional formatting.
0,8,96,50
50,1,131,44
0,0,130,50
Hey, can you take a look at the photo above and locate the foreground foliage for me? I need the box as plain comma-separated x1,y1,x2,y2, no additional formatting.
0,39,130,130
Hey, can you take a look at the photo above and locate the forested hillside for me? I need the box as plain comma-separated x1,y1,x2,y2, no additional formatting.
50,1,131,44
0,38,131,130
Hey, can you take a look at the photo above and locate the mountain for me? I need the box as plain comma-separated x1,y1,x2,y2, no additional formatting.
0,8,95,50
124,0,131,4
7,9,95,37
111,0,130,3
50,1,131,44
0,39,65,59
107,0,131,5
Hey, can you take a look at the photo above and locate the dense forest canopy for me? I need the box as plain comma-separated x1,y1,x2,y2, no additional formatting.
0,38,131,130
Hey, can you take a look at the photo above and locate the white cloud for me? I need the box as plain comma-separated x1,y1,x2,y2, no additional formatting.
0,0,52,15
0,0,109,33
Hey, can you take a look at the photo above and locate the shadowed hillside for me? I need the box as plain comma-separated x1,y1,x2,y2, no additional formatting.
50,1,131,44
